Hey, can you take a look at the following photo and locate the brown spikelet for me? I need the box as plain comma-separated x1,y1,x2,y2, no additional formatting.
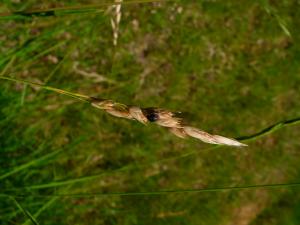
168,127,187,138
91,99,114,110
183,126,247,147
129,106,148,124
106,102,133,119
155,109,182,128
183,127,219,144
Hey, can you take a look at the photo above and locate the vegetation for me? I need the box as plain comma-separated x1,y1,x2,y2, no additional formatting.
1,0,300,224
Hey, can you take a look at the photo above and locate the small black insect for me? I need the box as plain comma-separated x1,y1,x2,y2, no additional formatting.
146,112,159,122
143,108,159,122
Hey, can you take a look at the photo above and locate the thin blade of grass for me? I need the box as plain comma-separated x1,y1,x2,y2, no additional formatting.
13,41,66,72
262,0,291,37
23,197,58,225
0,147,62,181
0,55,16,76
0,0,170,20
11,197,39,225
0,75,90,102
20,84,27,106
0,137,85,181
3,182,300,198
22,185,73,225
44,42,79,84
237,117,300,141
7,166,131,191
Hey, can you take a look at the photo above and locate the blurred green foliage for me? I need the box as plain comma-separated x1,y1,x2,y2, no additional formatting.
1,0,300,224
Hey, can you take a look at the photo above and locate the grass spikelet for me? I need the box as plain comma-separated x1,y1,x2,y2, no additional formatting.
129,106,149,124
111,0,123,46
168,127,187,139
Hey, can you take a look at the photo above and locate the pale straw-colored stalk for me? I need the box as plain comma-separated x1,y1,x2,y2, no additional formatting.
111,0,123,46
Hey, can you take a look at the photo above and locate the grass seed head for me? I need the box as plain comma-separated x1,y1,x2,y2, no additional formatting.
183,126,219,144
213,135,248,147
129,106,148,124
106,102,133,119
183,126,247,146
91,99,115,110
168,127,188,138
90,97,246,147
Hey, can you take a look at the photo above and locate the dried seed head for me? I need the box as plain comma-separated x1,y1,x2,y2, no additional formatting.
105,108,132,119
213,135,248,147
183,126,219,144
183,126,247,147
92,99,114,110
105,103,133,119
92,99,133,119
90,98,246,147
168,127,187,138
129,106,148,124
157,117,182,128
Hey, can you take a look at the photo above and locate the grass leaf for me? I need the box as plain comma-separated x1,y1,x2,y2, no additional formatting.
11,197,40,225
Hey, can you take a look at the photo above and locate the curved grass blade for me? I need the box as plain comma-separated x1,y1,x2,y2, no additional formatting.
0,149,61,181
22,185,73,225
22,197,57,225
237,117,300,141
4,165,131,191
0,75,90,103
0,55,16,76
3,182,300,198
0,137,86,181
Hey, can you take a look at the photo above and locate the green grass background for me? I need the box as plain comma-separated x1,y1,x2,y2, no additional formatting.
1,0,300,224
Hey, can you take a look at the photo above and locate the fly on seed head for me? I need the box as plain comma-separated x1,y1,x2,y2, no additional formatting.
142,108,159,122
89,98,246,146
